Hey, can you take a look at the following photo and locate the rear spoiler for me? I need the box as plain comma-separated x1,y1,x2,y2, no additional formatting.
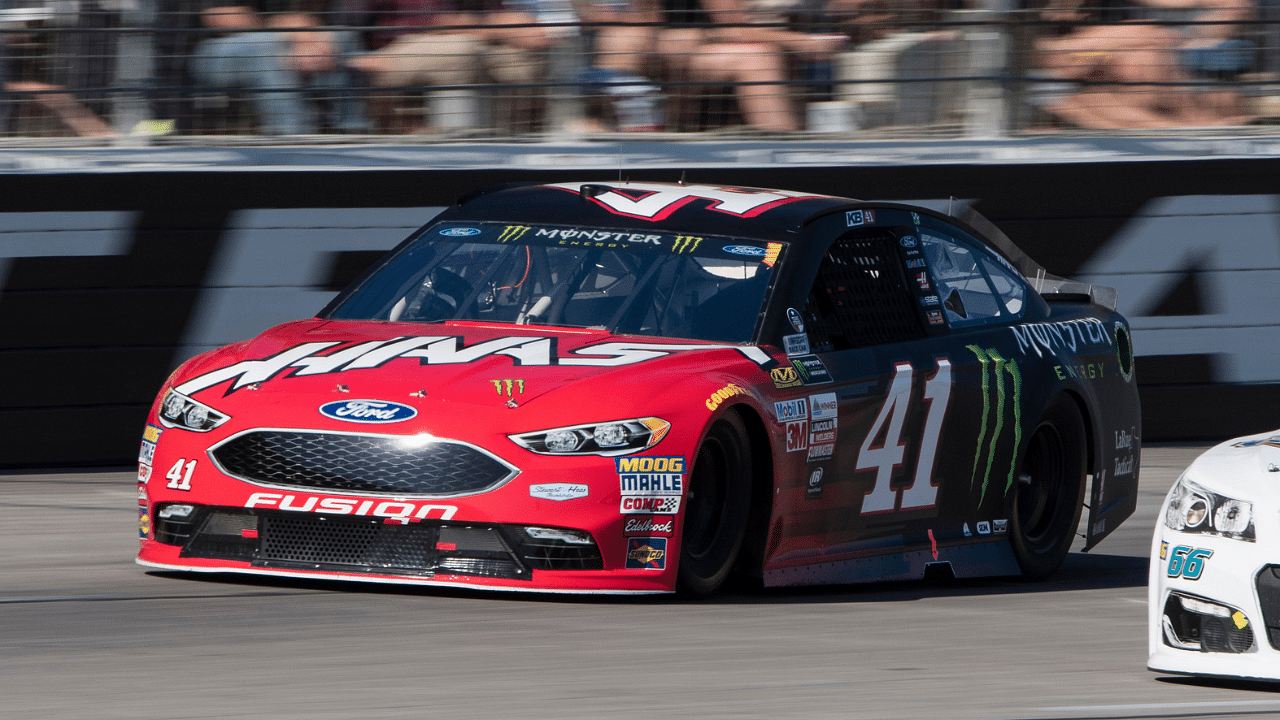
953,203,1118,313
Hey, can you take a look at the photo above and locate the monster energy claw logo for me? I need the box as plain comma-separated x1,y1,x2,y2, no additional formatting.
967,346,1022,505
672,236,703,254
497,225,531,243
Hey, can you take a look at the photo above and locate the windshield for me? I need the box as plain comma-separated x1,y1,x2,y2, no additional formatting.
327,222,785,343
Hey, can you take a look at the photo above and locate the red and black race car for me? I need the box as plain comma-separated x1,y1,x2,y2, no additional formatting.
136,181,1141,595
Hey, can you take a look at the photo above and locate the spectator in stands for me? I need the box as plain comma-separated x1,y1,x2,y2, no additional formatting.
577,0,843,132
0,5,114,136
190,0,367,134
343,0,553,133
1029,0,1256,128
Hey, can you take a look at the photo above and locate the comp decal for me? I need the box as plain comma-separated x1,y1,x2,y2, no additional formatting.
967,346,1022,505
175,338,772,396
549,182,826,221
617,456,683,515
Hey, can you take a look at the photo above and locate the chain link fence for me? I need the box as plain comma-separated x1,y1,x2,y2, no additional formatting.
1,0,1276,141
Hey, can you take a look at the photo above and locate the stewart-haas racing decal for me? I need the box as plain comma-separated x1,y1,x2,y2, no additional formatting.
175,338,772,396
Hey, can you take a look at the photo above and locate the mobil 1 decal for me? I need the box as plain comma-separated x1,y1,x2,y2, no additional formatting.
858,358,953,515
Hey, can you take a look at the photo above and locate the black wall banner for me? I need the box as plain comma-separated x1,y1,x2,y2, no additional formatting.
2,160,1277,467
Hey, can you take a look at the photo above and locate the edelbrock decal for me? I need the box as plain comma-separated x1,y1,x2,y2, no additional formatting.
319,399,418,424
175,337,773,396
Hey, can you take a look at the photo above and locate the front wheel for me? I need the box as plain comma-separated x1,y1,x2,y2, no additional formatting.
1008,394,1087,580
677,410,752,597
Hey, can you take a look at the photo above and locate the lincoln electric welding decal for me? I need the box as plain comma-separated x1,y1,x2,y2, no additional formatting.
175,338,772,396
549,182,827,221
617,456,684,515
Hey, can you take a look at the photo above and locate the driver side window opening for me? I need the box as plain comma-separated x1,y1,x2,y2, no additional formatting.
919,229,1023,327
803,231,925,352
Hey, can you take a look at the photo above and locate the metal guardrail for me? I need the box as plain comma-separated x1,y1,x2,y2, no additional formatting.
1,0,1277,142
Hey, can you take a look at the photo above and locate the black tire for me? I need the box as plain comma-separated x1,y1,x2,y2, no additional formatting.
1008,394,1087,580
677,410,753,597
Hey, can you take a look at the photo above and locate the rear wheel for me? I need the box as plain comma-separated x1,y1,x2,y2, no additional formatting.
677,410,752,597
1008,395,1087,580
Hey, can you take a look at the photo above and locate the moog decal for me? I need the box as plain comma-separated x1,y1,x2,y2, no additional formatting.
175,337,772,396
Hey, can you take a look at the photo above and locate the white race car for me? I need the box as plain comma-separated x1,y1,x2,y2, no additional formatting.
1149,431,1279,680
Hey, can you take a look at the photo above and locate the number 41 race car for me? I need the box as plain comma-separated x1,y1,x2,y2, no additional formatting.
136,181,1141,596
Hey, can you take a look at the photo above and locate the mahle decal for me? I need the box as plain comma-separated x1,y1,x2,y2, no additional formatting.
966,346,1022,505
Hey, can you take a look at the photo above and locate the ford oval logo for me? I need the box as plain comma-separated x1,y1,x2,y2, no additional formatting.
319,399,418,423
723,244,766,257
439,227,481,237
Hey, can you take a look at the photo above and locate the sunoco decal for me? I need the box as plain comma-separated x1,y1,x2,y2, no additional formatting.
175,338,772,396
319,399,418,424
626,537,668,569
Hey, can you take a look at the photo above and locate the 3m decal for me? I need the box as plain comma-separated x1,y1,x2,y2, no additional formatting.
626,537,668,569
786,421,808,452
165,458,195,491
1167,546,1212,580
623,516,675,537
845,209,875,227
859,358,954,514
496,225,532,243
492,379,526,397
967,346,1022,505
706,383,747,411
620,496,681,514
529,483,589,501
1009,319,1111,358
774,398,808,423
672,236,704,254
175,338,772,396
549,182,825,220
318,399,418,424
771,366,802,389
245,493,458,520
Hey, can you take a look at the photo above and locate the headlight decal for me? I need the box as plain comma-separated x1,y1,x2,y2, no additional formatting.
510,417,670,456
1164,476,1255,542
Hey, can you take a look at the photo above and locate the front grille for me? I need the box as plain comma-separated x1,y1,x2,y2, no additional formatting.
211,430,517,496
164,507,603,580
1257,565,1280,649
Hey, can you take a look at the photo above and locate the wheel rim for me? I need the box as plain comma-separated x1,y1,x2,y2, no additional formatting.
683,434,730,561
1017,423,1065,547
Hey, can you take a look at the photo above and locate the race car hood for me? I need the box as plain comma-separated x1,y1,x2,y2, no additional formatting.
1181,429,1280,504
166,319,771,429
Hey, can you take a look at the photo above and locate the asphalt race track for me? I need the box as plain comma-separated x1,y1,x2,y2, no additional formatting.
5,445,1280,720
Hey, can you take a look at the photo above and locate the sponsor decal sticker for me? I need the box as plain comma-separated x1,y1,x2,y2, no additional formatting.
319,399,418,424
626,537,668,569
623,516,675,537
790,355,832,385
617,456,685,494
900,236,918,248
806,467,824,499
706,383,747,411
1234,611,1249,630
1160,540,1168,560
496,225,532,243
138,462,152,484
1009,318,1112,358
439,227,482,237
763,243,783,267
993,519,1008,534
905,258,926,269
137,482,148,505
809,392,837,420
723,244,766,257
771,366,802,389
138,508,150,538
806,443,834,461
549,182,824,220
774,398,809,422
786,421,808,452
787,308,805,333
919,295,940,307
672,236,704,254
491,379,526,397
912,212,921,225
963,523,972,537
783,333,810,357
915,272,930,291
620,495,681,514
845,209,875,227
926,310,945,326
529,483,589,501
138,440,156,465
143,424,163,443
808,418,837,446
966,346,1022,505
977,521,991,535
